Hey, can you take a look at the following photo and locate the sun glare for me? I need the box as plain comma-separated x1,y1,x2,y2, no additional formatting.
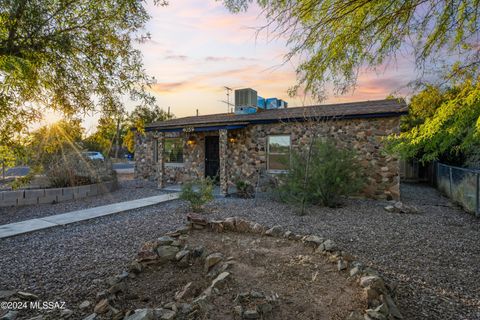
42,110,64,126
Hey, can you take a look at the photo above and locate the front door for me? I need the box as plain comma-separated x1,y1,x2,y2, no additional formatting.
205,136,220,181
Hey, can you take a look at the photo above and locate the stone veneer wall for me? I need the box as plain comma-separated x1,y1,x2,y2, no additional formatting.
134,116,401,199
135,131,214,184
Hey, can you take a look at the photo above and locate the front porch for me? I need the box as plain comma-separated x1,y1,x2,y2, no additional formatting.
154,127,239,195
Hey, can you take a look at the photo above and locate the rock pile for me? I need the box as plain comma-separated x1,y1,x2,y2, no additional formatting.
14,214,403,320
384,201,420,214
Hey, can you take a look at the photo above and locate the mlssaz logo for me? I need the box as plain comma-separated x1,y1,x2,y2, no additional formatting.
29,301,66,310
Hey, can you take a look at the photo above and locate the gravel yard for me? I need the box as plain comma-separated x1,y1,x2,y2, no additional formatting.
0,183,479,319
0,179,163,225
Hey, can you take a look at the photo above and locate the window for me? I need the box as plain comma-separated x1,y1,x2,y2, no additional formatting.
164,138,184,163
267,135,290,171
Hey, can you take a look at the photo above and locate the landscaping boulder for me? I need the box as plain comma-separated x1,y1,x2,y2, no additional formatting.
265,225,283,237
303,235,324,247
156,246,180,262
157,236,175,246
125,309,154,320
205,253,223,272
93,299,109,314
0,311,18,320
318,239,336,252
187,213,207,226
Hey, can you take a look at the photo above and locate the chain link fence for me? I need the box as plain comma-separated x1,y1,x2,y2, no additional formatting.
436,162,480,217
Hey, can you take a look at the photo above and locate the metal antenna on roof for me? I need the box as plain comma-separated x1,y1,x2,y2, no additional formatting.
220,86,234,113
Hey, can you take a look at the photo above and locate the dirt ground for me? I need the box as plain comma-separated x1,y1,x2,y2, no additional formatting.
119,230,365,320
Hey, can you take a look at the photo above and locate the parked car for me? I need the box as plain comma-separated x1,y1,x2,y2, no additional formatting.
82,151,105,161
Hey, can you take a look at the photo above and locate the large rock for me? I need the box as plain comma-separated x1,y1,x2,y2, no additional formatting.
157,236,175,246
82,313,97,320
384,201,419,214
0,311,18,320
154,308,176,320
187,213,207,226
137,241,159,262
265,225,283,237
303,235,324,247
210,272,230,289
125,309,154,320
60,309,73,318
382,294,403,319
250,223,265,234
209,221,224,233
156,246,180,262
16,291,38,301
360,276,386,293
129,261,143,274
365,308,387,320
337,259,347,271
79,300,91,310
93,299,109,314
318,239,336,252
223,217,236,231
243,309,260,319
205,253,223,272
175,250,190,261
235,219,251,233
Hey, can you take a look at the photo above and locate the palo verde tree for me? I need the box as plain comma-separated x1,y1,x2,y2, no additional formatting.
0,0,166,146
387,78,480,166
222,0,480,99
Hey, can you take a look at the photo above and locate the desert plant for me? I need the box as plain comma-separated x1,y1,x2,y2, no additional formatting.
180,178,214,212
276,139,363,209
45,150,116,188
235,180,255,198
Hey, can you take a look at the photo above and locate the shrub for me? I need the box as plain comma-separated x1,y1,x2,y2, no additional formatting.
45,150,116,188
235,180,255,198
180,177,214,212
276,139,363,210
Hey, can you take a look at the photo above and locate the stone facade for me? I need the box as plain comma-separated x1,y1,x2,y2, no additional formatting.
135,116,401,199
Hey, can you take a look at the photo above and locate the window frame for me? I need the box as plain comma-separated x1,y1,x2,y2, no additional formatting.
164,137,184,164
266,134,291,173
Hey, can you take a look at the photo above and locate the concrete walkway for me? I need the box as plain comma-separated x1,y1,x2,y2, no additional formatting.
0,193,179,239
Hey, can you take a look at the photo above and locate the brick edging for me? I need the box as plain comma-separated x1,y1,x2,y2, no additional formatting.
0,180,118,208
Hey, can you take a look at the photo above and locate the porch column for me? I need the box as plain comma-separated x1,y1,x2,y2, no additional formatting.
219,129,228,195
156,133,165,189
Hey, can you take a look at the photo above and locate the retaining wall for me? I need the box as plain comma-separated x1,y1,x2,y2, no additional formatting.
0,181,117,208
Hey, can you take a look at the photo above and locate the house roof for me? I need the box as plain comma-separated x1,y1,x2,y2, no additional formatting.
146,98,407,131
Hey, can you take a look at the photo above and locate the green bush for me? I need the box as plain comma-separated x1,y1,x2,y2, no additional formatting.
180,178,214,212
276,139,363,209
235,180,255,198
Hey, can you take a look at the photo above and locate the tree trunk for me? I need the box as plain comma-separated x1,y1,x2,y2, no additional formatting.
300,133,316,215
114,117,121,159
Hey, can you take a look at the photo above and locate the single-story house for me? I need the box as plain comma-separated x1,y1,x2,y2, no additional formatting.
134,98,407,199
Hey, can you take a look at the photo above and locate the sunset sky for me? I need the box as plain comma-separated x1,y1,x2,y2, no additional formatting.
77,0,419,132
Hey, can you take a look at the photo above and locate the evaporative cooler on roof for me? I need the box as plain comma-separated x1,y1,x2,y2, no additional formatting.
234,88,258,115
